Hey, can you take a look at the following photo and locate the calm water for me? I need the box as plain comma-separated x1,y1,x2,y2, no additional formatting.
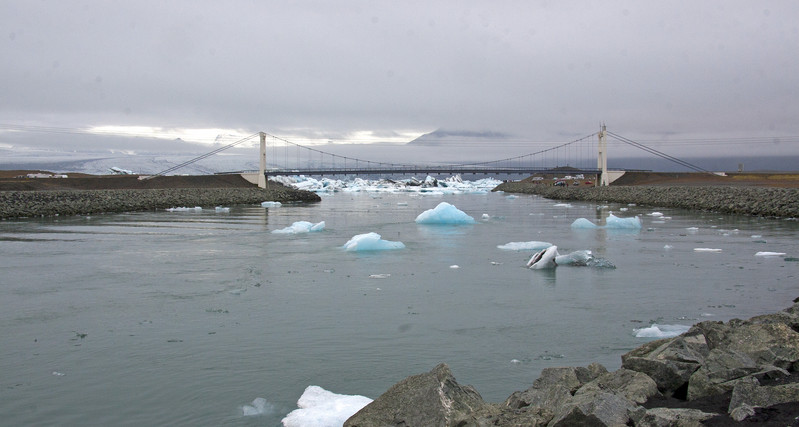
1,191,797,426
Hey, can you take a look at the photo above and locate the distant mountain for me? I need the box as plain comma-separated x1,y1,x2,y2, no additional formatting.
407,129,510,146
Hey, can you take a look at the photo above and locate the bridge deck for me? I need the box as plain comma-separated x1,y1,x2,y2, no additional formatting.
249,167,602,177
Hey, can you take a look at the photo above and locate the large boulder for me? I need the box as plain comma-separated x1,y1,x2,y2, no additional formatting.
575,368,660,404
344,363,497,427
628,407,718,427
620,332,708,397
728,375,799,421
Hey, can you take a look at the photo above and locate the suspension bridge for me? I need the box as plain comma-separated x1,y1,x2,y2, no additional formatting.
149,125,712,188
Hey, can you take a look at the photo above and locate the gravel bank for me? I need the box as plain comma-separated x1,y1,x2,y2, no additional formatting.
0,186,321,219
493,182,799,218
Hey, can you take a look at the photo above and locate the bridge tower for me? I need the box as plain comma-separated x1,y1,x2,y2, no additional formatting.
597,124,608,186
258,132,267,188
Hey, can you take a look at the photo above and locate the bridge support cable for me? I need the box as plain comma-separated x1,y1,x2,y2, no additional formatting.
606,131,711,173
146,133,260,178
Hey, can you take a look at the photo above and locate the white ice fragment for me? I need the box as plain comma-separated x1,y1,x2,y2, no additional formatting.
506,195,518,199
52,371,65,376
342,232,405,251
369,274,391,279
261,201,282,208
527,246,559,269
634,324,690,338
449,265,460,269
482,213,490,220
241,397,273,416
281,385,373,427
647,212,664,217
663,245,673,250
701,313,715,317
571,218,599,229
510,359,521,364
497,241,552,251
751,235,762,238
686,227,699,232
415,202,475,224
694,248,722,252
554,250,593,266
490,261,502,265
553,203,572,208
605,213,642,229
619,207,628,211
215,206,230,213
166,206,202,212
755,251,787,257
397,202,408,206
272,221,326,234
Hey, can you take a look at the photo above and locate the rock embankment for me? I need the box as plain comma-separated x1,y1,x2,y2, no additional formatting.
492,182,799,218
0,185,320,219
345,299,799,426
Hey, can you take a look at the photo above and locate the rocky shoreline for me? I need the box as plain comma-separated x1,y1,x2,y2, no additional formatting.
0,184,321,219
493,182,799,218
345,298,799,426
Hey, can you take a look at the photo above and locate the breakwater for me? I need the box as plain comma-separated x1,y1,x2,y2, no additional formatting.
0,186,320,219
493,182,799,218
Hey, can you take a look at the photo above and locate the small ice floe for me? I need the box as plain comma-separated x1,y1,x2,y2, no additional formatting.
701,313,715,317
415,202,476,224
553,203,572,208
214,206,230,213
481,213,490,220
686,227,699,233
52,371,66,377
663,245,673,250
369,274,391,279
497,241,552,251
510,359,522,365
634,324,691,338
449,265,460,269
261,201,282,208
342,232,405,251
647,212,664,217
272,221,326,234
241,397,273,416
282,385,372,427
755,251,787,257
166,206,202,212
506,195,518,199
571,218,599,229
490,261,503,265
694,248,722,253
397,202,408,206
751,234,763,239
571,214,641,230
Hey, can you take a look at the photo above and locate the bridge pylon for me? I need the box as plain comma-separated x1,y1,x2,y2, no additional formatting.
258,132,267,188
597,124,608,186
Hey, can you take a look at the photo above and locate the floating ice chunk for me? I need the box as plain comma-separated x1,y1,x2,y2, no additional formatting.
634,324,691,338
571,218,599,229
166,206,202,212
497,241,553,251
664,245,673,250
506,195,518,199
755,251,787,257
397,202,408,206
52,371,65,376
369,274,390,279
214,206,230,213
241,397,273,416
555,250,593,266
686,227,699,233
261,201,282,208
449,265,460,269
647,212,664,217
342,232,405,251
272,221,326,234
281,385,372,427
553,203,572,208
415,202,476,224
482,214,490,220
751,234,762,239
527,245,559,269
605,213,642,229
694,248,722,252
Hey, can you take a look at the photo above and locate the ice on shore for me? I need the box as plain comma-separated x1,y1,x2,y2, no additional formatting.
415,202,476,224
634,324,691,338
241,397,273,416
281,385,372,427
571,213,641,229
261,201,282,208
755,251,787,257
166,206,202,212
343,232,405,251
497,241,552,251
273,221,326,234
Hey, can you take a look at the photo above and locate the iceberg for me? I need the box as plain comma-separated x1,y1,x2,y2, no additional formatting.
261,201,282,208
281,385,372,427
415,202,476,224
272,221,326,234
571,218,599,229
634,324,691,338
497,241,553,251
343,232,405,251
605,213,642,229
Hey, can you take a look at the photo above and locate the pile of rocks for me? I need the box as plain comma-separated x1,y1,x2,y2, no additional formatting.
345,299,799,426
0,185,320,219
492,183,799,218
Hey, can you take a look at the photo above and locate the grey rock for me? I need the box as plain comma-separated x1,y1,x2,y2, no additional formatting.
621,333,707,396
575,368,660,404
728,375,799,421
548,391,636,427
629,407,718,427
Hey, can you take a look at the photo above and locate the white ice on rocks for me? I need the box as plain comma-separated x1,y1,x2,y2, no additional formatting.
342,232,405,251
270,174,502,195
415,202,476,224
497,241,553,251
281,385,373,427
634,324,691,338
272,221,326,234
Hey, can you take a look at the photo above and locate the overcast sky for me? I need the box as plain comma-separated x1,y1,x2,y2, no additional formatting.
2,1,798,160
